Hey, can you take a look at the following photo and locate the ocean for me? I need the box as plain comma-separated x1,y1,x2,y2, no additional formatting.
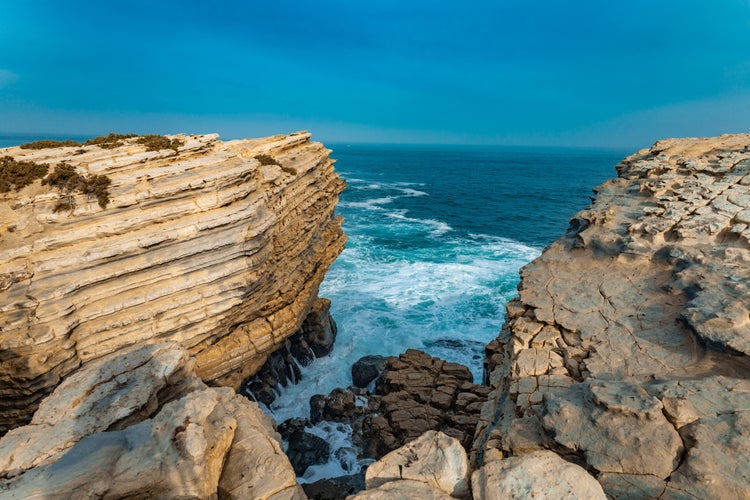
0,134,631,479
268,143,630,480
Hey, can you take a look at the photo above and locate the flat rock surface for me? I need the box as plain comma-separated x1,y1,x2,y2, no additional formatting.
0,132,345,432
475,134,750,497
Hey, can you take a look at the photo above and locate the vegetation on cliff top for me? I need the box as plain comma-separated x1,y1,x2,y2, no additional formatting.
19,140,81,150
43,163,112,210
0,156,49,193
135,134,184,152
18,133,184,152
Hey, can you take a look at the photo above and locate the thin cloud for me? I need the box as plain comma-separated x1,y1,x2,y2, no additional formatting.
0,69,18,89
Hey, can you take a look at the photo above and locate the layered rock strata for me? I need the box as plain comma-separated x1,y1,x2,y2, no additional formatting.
0,342,304,499
242,297,338,406
0,132,345,433
475,134,750,497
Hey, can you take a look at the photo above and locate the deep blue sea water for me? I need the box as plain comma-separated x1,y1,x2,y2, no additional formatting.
268,143,629,480
0,135,631,480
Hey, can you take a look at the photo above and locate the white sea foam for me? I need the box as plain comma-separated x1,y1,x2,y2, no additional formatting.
295,421,374,484
385,212,452,236
396,187,428,197
269,234,541,425
268,164,542,482
338,197,394,210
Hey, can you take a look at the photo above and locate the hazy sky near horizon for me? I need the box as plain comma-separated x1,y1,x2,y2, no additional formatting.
1,0,750,148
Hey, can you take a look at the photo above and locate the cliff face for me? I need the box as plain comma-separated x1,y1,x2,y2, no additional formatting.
475,134,750,497
0,132,345,433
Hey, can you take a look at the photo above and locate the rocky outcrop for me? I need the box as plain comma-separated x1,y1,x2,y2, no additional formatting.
0,342,304,499
242,298,338,406
303,349,489,466
475,134,750,497
0,131,345,432
353,431,602,500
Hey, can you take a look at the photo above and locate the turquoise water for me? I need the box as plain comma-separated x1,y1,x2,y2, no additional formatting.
1,135,629,480
270,144,629,423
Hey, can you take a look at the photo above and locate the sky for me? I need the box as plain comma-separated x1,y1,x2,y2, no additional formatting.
1,0,749,148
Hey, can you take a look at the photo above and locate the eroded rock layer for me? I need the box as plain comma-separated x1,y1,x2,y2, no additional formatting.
0,132,345,433
475,134,750,498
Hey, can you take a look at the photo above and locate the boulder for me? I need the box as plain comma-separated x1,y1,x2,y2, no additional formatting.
347,479,453,499
365,431,470,498
471,450,606,499
352,355,387,388
0,343,303,499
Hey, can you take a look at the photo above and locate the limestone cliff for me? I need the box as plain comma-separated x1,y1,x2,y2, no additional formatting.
0,132,345,433
475,134,750,498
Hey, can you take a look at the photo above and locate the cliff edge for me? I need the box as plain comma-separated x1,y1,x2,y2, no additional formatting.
0,132,345,433
475,134,750,498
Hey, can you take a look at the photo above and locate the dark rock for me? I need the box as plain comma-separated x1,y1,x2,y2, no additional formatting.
241,298,338,405
284,428,331,476
351,355,387,388
310,395,327,424
302,471,366,500
301,298,338,358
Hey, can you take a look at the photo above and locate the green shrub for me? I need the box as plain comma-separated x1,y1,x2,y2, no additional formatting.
136,134,184,152
0,156,49,193
19,139,81,150
43,163,112,208
83,133,137,149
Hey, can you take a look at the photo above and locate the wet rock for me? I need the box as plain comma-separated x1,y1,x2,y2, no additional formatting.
242,298,338,406
366,350,483,454
352,355,387,388
285,429,331,476
302,471,366,499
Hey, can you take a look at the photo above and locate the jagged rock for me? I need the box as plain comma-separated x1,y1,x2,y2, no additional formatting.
0,131,345,433
474,134,750,497
304,350,487,465
471,450,606,500
352,355,387,388
285,428,331,476
368,350,484,454
0,343,303,499
347,479,453,499
242,298,338,406
365,431,470,498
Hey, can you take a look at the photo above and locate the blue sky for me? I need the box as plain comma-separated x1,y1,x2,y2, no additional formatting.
1,0,749,148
